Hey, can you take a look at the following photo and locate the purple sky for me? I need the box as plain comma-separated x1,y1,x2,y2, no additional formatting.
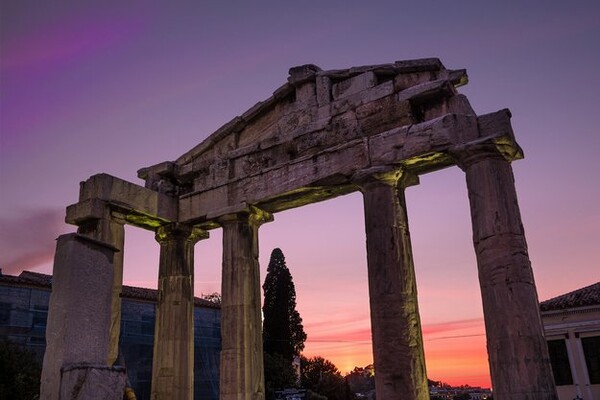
1,0,599,385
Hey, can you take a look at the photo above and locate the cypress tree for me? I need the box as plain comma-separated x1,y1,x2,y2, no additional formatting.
262,248,307,361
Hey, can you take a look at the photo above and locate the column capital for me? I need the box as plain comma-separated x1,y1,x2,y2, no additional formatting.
450,137,523,171
217,205,274,228
155,223,208,245
353,167,419,191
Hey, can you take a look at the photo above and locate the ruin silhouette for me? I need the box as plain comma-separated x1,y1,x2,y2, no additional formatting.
41,59,558,400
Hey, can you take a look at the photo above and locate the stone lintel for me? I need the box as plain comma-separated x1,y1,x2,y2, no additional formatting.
177,111,518,224
66,198,173,231
67,174,177,227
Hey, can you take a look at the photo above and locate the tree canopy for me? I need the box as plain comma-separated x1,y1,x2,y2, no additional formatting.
262,248,307,361
0,339,41,400
301,356,355,400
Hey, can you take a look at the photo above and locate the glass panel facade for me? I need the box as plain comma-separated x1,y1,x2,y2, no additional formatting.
0,282,221,400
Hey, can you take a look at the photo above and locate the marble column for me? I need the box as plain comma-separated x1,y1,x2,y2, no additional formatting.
76,208,125,366
151,223,207,400
358,170,429,400
219,207,273,400
456,145,557,400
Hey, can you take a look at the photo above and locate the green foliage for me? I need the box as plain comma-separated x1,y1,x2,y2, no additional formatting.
301,356,355,400
264,352,298,400
345,366,375,395
263,248,307,361
0,339,41,400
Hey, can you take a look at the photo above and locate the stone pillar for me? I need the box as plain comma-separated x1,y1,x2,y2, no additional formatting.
76,207,125,366
456,145,557,399
151,223,207,400
358,170,429,400
40,233,125,400
219,207,273,400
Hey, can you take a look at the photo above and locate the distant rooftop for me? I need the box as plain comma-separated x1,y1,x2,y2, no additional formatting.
540,281,600,312
0,270,219,309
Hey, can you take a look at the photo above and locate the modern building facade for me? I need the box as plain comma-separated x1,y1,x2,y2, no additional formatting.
542,282,600,400
0,270,221,400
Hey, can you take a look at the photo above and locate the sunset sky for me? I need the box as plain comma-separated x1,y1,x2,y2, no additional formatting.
1,1,599,388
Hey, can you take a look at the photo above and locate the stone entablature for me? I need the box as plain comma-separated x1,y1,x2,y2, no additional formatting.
137,60,519,228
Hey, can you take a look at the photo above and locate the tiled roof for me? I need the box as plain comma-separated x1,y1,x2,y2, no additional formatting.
121,283,220,309
18,271,52,286
540,281,600,312
0,270,51,288
0,270,219,309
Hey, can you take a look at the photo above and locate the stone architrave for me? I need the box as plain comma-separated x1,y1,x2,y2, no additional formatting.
456,145,558,400
151,224,207,400
357,169,429,400
40,233,119,400
219,207,273,400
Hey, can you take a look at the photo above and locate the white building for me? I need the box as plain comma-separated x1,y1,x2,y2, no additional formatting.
541,282,600,400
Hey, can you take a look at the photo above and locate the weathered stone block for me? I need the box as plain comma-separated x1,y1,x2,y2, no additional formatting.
397,79,454,104
332,71,377,100
356,97,413,137
316,75,331,106
394,71,437,91
238,106,280,148
75,174,177,223
296,82,317,105
60,364,126,400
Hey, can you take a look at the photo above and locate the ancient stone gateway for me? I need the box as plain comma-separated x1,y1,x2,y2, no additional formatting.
43,58,558,400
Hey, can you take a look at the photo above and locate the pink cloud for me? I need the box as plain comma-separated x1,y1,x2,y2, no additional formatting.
0,209,65,274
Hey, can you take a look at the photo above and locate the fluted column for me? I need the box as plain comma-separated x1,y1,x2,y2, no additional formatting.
151,223,207,400
76,207,125,366
455,145,557,399
219,207,273,400
357,169,429,400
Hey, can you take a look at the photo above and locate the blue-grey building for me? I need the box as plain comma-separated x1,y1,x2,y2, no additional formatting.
0,270,221,400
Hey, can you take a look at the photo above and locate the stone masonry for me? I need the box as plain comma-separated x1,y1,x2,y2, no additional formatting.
45,58,558,400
